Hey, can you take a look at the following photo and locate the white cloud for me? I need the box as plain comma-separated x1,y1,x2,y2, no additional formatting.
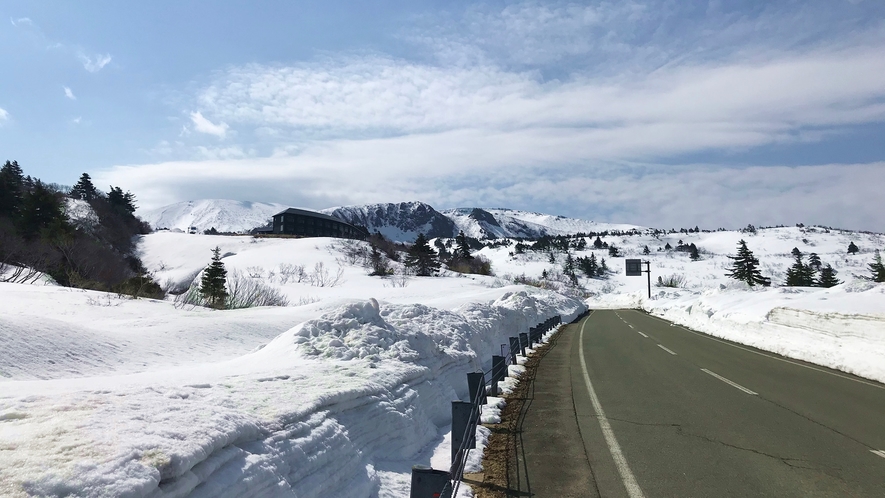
0,107,8,121
79,53,112,72
71,117,81,125
64,86,76,100
10,17,33,27
189,111,229,138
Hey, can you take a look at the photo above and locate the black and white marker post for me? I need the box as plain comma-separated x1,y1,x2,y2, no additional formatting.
625,258,651,298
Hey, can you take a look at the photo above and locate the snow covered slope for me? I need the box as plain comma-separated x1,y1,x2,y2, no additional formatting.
139,199,288,233
141,198,638,241
1,233,586,497
322,201,458,241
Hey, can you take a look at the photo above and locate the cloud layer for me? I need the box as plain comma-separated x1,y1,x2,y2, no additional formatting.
96,0,885,231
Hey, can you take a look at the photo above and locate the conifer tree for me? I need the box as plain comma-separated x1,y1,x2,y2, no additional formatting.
19,180,66,239
608,244,620,257
869,249,885,283
785,253,814,286
200,246,228,309
107,186,137,215
404,233,440,276
664,242,672,250
368,244,391,276
453,230,473,260
808,253,822,272
598,257,609,277
725,239,771,287
816,264,841,288
0,160,25,218
689,243,700,261
593,236,603,249
70,173,99,201
643,245,650,255
847,241,859,255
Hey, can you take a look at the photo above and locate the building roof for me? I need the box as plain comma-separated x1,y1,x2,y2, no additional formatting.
272,207,356,226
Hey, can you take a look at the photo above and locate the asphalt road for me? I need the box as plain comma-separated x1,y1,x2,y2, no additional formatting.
515,309,885,497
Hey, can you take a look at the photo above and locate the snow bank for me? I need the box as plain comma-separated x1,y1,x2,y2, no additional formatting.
0,284,585,497
604,282,885,384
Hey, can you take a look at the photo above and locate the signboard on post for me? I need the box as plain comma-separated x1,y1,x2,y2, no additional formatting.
625,259,642,276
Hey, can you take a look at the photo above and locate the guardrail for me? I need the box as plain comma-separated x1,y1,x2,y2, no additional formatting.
410,315,563,498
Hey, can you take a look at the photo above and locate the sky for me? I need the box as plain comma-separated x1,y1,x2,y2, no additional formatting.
1,0,884,231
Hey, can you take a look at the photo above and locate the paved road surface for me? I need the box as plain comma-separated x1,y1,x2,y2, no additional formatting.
514,309,885,497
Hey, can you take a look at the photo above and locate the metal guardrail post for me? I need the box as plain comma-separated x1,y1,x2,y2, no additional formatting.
519,332,528,357
509,337,519,364
410,466,452,498
467,372,486,407
491,355,505,396
451,401,474,465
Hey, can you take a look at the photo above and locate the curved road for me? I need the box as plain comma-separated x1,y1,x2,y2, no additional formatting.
514,309,885,497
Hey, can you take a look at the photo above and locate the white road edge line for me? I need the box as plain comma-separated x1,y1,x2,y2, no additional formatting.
637,331,649,338
657,344,677,355
580,317,646,498
701,368,758,395
872,450,885,459
639,312,885,391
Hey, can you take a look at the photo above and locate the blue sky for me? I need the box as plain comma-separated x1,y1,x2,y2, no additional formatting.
2,1,884,231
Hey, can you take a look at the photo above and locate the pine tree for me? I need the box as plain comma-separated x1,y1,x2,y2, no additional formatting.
593,236,603,249
869,249,885,283
791,247,801,258
847,241,859,255
200,246,228,309
598,257,609,277
404,233,440,276
368,244,391,276
784,253,814,286
816,264,841,288
643,245,650,255
70,173,99,201
725,239,771,287
0,160,25,218
107,186,137,215
808,253,822,272
664,242,672,250
689,243,700,261
18,180,66,239
608,244,620,257
453,230,473,260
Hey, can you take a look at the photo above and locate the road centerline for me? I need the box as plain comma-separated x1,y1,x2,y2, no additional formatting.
701,368,758,395
637,330,648,338
657,344,677,355
579,316,646,498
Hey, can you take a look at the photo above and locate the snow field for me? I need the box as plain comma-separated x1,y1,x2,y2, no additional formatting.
475,225,885,383
1,233,586,497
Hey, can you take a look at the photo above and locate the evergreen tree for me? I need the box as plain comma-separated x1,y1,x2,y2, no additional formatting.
808,253,822,271
0,160,25,218
725,239,771,287
784,253,814,286
598,257,609,277
593,236,603,249
574,237,587,250
869,249,885,283
404,233,440,276
368,244,391,276
643,245,650,255
107,186,137,215
816,264,841,288
579,253,599,278
200,246,228,309
791,247,801,258
70,173,99,201
664,242,672,250
453,230,473,260
689,243,700,261
18,180,66,239
608,244,620,257
847,241,859,255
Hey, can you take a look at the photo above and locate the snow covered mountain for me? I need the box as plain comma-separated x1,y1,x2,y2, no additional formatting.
139,199,287,233
142,199,641,240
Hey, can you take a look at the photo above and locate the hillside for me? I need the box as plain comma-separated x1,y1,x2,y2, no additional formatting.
143,198,638,241
139,199,288,233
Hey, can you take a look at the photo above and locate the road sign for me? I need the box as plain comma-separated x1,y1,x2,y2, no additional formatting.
626,259,642,276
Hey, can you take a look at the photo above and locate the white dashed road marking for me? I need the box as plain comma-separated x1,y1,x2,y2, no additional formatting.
637,331,648,338
872,450,885,459
657,344,677,355
701,368,758,395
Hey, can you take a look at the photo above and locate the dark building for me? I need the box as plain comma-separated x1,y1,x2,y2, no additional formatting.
271,208,366,239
